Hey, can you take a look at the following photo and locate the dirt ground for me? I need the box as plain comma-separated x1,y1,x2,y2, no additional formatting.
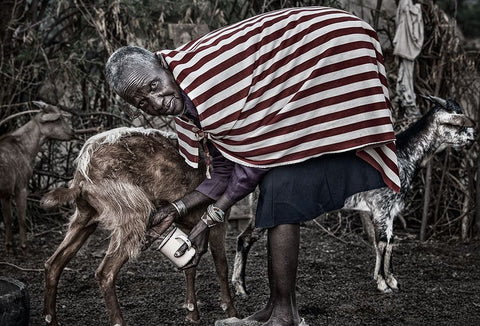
1,217,480,326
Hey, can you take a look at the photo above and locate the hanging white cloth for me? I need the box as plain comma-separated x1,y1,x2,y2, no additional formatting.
393,0,424,60
396,59,417,109
393,0,424,108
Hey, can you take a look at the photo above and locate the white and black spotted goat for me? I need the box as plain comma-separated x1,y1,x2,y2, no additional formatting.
232,96,476,295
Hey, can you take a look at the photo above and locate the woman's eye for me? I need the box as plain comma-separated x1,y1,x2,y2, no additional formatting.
138,99,147,108
150,80,158,91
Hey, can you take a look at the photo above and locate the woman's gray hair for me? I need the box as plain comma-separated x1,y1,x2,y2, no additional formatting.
105,46,157,95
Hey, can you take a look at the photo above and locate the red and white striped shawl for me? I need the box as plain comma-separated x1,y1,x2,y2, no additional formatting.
158,7,401,193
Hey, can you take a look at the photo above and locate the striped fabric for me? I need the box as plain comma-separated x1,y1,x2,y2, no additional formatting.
158,6,400,193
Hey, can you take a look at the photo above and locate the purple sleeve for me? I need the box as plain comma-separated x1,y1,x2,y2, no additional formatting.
195,141,269,201
223,164,269,202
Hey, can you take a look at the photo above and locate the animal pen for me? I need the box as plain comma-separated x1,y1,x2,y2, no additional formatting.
0,1,479,326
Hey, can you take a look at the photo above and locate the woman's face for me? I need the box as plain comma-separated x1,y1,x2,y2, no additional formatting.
120,57,184,117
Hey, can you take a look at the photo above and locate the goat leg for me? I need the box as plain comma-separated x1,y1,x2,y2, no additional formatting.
359,212,375,244
232,222,266,297
15,188,28,249
183,267,200,322
383,240,398,290
374,239,399,293
374,240,391,293
209,223,237,317
95,242,130,326
44,222,98,325
1,198,14,250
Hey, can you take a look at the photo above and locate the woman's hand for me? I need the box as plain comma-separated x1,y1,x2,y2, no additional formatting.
149,204,178,228
175,198,234,269
141,205,177,250
175,219,210,270
142,191,213,252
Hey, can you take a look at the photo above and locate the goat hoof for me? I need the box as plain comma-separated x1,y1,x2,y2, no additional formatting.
226,306,238,318
21,245,30,254
386,276,398,290
221,302,229,311
183,302,195,312
185,312,200,323
220,302,237,317
377,284,393,294
140,236,156,251
232,282,249,298
382,287,393,294
236,291,248,299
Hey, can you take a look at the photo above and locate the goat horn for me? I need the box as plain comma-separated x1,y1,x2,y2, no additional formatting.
32,101,80,116
420,95,448,108
0,110,41,128
32,100,48,109
429,96,448,107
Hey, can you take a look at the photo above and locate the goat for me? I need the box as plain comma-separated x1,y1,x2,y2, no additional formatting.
40,127,237,326
0,101,74,251
231,96,476,296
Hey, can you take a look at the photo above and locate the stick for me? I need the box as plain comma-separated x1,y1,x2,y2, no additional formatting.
0,110,41,128
0,261,75,273
0,262,43,272
311,218,349,245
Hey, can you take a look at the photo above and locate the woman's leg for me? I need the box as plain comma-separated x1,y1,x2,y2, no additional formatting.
247,223,302,325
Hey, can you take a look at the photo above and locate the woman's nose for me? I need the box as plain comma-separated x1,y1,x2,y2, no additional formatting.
149,94,163,108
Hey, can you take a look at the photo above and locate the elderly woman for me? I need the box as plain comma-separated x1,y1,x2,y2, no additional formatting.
105,6,400,326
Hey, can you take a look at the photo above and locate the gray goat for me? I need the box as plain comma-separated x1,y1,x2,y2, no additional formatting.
232,96,476,296
40,127,237,326
0,101,74,251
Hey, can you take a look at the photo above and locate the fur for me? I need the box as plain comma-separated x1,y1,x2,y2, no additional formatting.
41,127,237,325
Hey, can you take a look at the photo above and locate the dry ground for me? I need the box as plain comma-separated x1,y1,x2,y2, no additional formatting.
1,218,480,326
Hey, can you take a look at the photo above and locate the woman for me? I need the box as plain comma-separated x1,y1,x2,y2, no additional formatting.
105,7,400,326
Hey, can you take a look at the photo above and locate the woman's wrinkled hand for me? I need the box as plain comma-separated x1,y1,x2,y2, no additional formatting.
141,205,177,251
174,219,210,270
149,204,178,228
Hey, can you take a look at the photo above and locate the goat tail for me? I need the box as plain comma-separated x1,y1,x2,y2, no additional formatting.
41,180,82,209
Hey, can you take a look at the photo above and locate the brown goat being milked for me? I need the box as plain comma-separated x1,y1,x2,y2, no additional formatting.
41,127,237,325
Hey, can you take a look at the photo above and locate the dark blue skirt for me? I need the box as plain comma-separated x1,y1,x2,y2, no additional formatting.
255,151,386,228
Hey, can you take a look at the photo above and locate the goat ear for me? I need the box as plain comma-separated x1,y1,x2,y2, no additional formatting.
437,113,474,127
40,113,61,122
